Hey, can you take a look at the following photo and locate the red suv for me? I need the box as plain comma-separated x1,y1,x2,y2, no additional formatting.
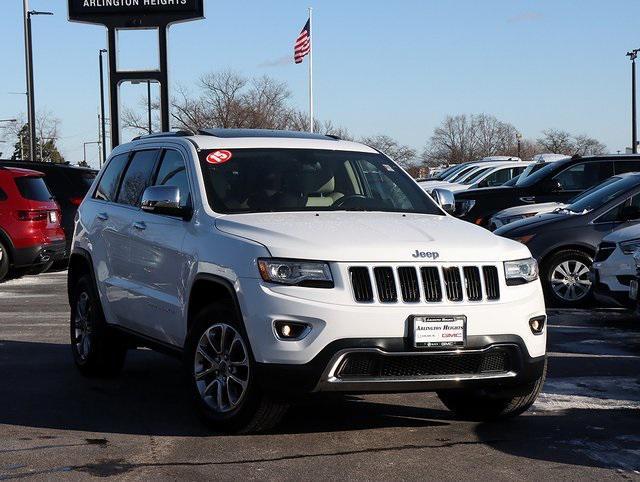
0,167,66,281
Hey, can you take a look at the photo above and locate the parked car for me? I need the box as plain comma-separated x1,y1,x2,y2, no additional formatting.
419,156,521,190
0,166,66,281
444,161,531,193
495,172,640,307
68,129,547,433
422,161,512,192
454,155,640,227
591,224,640,308
627,249,640,308
488,174,628,231
0,161,97,258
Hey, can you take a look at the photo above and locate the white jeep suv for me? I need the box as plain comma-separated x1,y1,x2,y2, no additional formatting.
68,129,547,433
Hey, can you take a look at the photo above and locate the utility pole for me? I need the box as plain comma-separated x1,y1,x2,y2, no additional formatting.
22,2,53,161
99,49,108,161
628,49,640,154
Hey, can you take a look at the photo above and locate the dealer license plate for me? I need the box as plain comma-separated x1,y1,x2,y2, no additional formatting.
413,315,466,349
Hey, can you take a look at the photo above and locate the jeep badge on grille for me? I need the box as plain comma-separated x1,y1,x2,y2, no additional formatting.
412,250,440,260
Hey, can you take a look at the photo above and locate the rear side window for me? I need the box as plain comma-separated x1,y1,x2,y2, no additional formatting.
65,170,97,197
116,150,159,206
95,153,129,202
552,161,614,191
14,177,52,201
153,150,191,208
615,160,640,175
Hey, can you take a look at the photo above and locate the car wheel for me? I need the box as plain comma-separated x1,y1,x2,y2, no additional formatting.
543,249,593,308
0,241,9,282
437,359,547,420
185,304,289,434
70,274,127,377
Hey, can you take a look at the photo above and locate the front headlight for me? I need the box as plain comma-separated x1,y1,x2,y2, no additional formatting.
504,258,539,286
620,238,640,255
257,258,333,288
455,199,475,216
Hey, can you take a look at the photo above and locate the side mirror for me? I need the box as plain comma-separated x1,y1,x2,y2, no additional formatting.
431,188,455,214
620,205,640,222
141,185,191,219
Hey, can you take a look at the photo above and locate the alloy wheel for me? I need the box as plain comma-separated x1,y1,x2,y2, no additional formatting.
74,291,92,360
550,260,591,301
194,323,250,413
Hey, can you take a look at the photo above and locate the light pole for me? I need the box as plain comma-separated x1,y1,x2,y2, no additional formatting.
627,49,640,154
23,1,53,162
99,49,108,162
83,141,100,167
516,133,522,159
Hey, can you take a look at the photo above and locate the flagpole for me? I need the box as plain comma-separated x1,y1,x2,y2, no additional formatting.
308,6,314,133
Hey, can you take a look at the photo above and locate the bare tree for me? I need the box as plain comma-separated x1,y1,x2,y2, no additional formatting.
361,134,418,167
537,129,607,156
1,112,64,162
423,114,520,165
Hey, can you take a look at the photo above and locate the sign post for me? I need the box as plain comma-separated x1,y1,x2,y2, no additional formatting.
68,0,205,149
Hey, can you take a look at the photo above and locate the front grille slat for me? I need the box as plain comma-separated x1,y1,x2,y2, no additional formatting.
443,267,463,301
374,267,397,303
350,264,500,303
483,266,500,300
420,267,442,302
349,267,373,302
463,266,482,301
398,267,420,302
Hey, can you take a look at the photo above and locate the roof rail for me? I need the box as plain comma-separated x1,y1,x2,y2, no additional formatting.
197,128,339,141
132,130,193,141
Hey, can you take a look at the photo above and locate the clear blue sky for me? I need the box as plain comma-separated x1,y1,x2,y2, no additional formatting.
1,0,639,167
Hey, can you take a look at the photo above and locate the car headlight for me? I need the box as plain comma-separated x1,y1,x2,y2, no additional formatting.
504,258,539,286
257,258,333,288
455,199,475,216
620,238,640,255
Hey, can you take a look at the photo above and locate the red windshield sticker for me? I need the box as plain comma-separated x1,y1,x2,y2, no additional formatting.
206,150,233,164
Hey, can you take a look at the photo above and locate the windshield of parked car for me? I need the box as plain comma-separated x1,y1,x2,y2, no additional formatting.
564,175,639,214
199,148,443,215
515,162,548,186
447,165,483,183
460,166,494,185
566,176,621,205
432,164,459,180
516,160,568,188
14,176,53,201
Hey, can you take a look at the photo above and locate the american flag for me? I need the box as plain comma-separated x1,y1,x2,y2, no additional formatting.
294,19,311,64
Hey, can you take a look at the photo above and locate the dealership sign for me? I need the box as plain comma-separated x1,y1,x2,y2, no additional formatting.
68,0,204,26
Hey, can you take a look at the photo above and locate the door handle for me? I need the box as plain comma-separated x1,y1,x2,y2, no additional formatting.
97,212,108,221
133,221,146,231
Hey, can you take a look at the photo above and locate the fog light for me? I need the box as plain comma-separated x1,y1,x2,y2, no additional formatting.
529,315,546,335
274,321,311,340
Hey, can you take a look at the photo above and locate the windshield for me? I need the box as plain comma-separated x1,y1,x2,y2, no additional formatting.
516,163,545,186
516,160,568,188
14,176,53,201
461,166,494,185
565,175,638,214
447,165,481,182
199,148,443,215
432,164,459,180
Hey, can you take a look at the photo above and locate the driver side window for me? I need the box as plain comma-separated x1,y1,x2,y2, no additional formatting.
553,162,613,191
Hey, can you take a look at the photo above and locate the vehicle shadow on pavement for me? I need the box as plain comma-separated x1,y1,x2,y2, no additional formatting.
0,340,452,437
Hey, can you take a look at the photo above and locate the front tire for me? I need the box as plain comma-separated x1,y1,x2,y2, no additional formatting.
70,274,127,377
437,359,547,420
185,304,288,434
542,249,593,308
0,241,9,282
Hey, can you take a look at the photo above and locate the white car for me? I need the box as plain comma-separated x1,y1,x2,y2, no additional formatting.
445,161,532,193
422,160,523,192
68,129,547,433
418,156,522,191
592,224,640,308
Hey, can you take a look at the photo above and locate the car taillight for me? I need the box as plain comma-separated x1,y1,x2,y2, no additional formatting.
69,197,83,207
17,210,48,221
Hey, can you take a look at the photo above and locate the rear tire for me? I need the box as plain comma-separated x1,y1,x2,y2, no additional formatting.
185,304,289,434
437,359,547,421
542,249,593,308
0,241,8,282
70,274,127,377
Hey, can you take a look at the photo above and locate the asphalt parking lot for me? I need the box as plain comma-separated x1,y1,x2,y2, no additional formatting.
0,271,639,480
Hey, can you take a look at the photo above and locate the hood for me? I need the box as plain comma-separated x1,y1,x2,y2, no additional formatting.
215,212,530,262
602,223,640,243
442,183,470,192
494,202,566,219
495,212,568,236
